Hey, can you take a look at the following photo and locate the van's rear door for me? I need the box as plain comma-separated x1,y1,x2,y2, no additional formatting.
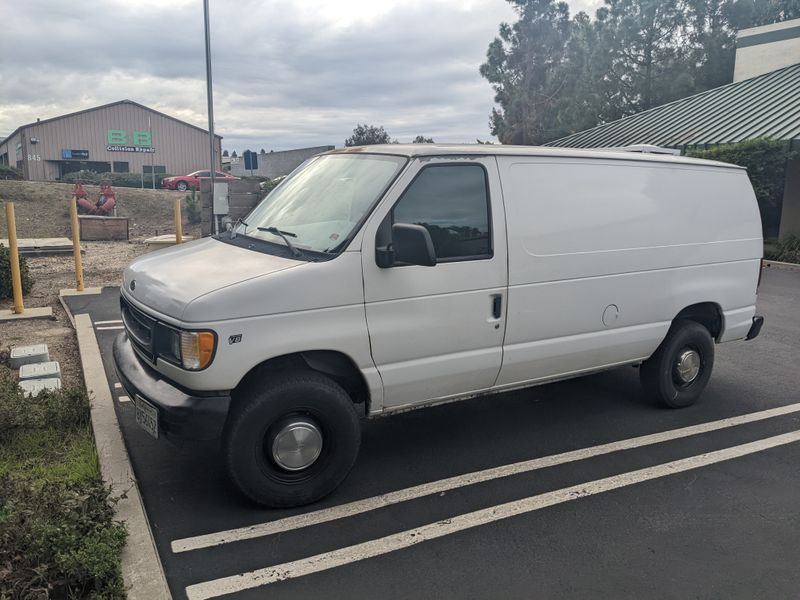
360,156,508,411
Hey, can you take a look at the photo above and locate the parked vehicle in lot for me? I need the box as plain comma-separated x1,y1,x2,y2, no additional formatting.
162,170,239,191
115,144,764,507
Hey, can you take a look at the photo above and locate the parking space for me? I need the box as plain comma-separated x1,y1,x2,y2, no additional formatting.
64,268,800,600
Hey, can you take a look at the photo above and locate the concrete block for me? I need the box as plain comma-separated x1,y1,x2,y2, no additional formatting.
9,344,50,368
19,378,61,396
19,361,61,380
0,307,53,322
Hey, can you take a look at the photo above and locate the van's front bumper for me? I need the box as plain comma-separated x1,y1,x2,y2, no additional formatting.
113,333,231,440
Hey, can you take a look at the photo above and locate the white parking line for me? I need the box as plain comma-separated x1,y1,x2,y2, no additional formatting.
171,402,800,554
95,319,123,326
118,395,131,403
185,429,800,600
96,326,124,331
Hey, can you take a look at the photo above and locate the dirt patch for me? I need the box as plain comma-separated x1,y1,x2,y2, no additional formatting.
0,180,201,240
1,241,152,388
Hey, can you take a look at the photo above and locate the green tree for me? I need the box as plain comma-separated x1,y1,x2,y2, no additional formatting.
222,149,229,157
345,124,394,146
480,0,573,145
686,0,736,91
412,135,435,143
726,0,800,28
596,0,694,117
231,150,238,158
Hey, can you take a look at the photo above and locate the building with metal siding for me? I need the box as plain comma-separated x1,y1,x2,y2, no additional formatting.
0,100,222,181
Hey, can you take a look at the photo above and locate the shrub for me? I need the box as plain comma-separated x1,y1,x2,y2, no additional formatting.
687,139,799,238
0,368,126,598
60,170,176,189
0,476,127,599
764,234,800,264
0,164,23,180
185,189,201,224
0,243,33,300
0,367,88,433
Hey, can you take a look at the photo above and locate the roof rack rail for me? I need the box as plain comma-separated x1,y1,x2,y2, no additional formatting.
603,144,682,155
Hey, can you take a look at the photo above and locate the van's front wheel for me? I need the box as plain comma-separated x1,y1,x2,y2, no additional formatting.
640,320,715,408
223,371,361,507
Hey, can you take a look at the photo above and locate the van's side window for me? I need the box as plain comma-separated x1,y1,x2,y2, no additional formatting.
393,165,491,261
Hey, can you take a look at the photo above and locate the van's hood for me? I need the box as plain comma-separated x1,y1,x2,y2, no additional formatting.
122,237,301,319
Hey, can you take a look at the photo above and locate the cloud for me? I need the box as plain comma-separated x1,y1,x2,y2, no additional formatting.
0,0,592,150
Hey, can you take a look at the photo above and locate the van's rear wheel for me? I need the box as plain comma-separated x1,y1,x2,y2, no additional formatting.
640,320,714,408
223,371,361,507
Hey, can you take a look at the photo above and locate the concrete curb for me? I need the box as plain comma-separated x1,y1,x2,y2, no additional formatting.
763,259,800,271
58,287,103,328
74,314,171,599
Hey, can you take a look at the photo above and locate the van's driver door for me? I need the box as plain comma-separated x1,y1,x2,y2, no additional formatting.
361,156,508,411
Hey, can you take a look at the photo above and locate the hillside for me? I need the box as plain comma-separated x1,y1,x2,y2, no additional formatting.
0,180,202,240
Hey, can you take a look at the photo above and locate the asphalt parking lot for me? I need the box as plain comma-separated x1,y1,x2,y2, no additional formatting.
64,267,800,600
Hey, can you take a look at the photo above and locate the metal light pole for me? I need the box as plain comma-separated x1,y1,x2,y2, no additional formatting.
203,0,217,233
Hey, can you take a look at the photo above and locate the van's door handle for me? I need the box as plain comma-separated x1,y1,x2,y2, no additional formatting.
491,294,503,319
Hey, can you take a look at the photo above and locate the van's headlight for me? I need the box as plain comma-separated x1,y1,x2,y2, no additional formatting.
159,327,216,370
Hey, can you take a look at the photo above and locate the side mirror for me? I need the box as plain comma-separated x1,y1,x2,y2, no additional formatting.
391,223,437,267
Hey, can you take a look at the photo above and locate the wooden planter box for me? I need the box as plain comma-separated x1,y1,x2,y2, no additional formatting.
78,216,129,241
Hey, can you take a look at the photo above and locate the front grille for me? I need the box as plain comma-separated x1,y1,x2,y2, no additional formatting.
121,296,156,362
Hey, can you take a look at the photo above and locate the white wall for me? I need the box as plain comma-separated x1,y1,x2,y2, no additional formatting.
734,18,800,81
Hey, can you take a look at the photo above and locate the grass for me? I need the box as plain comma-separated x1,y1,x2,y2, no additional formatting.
0,428,99,487
0,367,127,599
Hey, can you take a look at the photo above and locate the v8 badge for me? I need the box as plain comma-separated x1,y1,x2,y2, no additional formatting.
228,334,242,345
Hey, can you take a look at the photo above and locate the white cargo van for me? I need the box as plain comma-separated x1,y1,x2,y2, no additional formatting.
114,145,764,507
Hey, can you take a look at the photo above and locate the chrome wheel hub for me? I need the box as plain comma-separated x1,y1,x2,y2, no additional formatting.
271,419,323,471
675,349,701,384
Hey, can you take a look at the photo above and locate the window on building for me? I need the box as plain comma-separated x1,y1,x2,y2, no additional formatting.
113,161,129,173
0,153,8,166
143,165,167,174
392,165,492,261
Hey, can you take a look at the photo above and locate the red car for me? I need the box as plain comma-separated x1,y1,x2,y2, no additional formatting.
162,170,239,191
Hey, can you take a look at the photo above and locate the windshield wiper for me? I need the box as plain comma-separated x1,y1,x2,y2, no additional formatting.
230,218,249,239
257,226,304,259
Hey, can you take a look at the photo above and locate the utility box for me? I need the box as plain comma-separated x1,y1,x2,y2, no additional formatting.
19,361,61,380
9,344,50,369
19,378,62,396
213,181,229,215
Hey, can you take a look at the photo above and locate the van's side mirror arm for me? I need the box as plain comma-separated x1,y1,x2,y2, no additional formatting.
375,245,395,268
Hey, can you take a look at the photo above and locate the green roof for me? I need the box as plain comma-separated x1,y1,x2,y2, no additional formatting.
546,63,800,149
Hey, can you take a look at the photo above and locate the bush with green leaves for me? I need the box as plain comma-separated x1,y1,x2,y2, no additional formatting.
0,164,23,180
0,243,33,300
60,170,176,189
687,139,799,238
0,369,89,433
185,189,201,224
0,367,126,599
0,477,127,599
764,234,800,264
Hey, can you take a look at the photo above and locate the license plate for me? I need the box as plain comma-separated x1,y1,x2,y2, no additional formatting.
135,395,159,439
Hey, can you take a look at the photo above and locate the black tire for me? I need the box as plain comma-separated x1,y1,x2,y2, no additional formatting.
223,370,361,507
640,320,715,408
176,181,188,191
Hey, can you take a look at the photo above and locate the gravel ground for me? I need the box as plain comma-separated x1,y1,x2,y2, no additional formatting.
2,241,150,387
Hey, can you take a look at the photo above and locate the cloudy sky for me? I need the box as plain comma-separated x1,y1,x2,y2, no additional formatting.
0,0,601,152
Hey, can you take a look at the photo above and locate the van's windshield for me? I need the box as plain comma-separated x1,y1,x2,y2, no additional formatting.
234,154,407,255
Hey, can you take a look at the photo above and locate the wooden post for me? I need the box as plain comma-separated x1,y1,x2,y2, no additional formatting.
5,202,24,314
70,198,84,291
174,196,183,244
